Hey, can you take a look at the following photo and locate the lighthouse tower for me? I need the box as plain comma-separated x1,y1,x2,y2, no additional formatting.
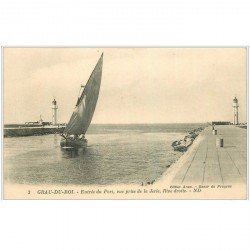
233,96,239,125
52,98,58,125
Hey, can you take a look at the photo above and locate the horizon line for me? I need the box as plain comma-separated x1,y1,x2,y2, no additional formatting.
4,121,218,125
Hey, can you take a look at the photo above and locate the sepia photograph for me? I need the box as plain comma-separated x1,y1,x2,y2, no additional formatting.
2,47,248,199
1,1,250,250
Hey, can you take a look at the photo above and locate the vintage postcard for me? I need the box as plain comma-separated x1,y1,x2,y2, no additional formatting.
2,47,248,199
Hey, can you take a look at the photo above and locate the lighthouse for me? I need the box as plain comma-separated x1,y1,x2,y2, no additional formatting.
233,96,239,125
52,98,58,125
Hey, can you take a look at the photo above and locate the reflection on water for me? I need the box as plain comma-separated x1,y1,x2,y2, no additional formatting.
61,147,80,158
4,124,205,185
53,134,58,146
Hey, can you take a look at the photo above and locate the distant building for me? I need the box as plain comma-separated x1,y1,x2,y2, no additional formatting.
25,115,51,126
42,122,52,126
25,121,40,125
212,121,231,125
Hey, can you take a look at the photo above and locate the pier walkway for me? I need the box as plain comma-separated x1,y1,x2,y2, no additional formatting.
171,125,247,185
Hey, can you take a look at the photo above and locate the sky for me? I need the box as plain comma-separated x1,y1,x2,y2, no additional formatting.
3,48,247,124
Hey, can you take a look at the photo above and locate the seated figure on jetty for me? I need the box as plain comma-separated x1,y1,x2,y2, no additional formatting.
172,127,204,152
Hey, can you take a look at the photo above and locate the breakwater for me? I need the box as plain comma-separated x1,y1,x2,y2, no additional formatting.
4,126,65,137
171,127,204,152
167,125,247,188
237,125,247,129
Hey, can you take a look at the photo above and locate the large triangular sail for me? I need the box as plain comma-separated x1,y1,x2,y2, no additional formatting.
63,53,103,135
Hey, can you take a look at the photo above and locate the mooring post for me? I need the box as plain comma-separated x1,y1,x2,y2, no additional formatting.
216,138,224,147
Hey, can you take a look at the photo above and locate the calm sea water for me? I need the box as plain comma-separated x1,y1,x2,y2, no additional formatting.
4,123,205,185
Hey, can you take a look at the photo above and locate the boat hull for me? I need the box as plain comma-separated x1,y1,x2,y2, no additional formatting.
60,138,87,150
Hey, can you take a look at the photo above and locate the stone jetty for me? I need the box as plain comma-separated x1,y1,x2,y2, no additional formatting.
171,127,204,152
168,125,247,185
4,126,65,137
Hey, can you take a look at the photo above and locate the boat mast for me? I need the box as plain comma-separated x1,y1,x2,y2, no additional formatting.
76,84,85,107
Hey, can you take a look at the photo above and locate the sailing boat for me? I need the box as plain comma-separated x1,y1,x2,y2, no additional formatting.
60,53,103,149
